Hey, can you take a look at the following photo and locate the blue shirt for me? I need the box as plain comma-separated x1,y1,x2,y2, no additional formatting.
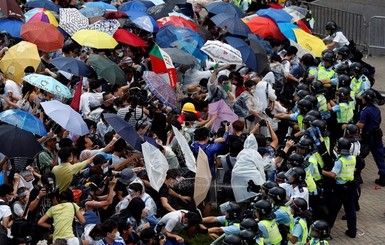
359,103,381,133
274,208,291,225
217,215,241,235
94,237,125,245
331,155,355,185
291,218,306,242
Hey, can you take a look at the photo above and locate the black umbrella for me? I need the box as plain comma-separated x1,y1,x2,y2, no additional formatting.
0,124,42,158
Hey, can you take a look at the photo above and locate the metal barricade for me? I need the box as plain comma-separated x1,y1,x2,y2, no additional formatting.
368,16,385,55
307,2,368,48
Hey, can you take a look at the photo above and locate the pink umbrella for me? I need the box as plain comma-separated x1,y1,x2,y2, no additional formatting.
208,99,239,132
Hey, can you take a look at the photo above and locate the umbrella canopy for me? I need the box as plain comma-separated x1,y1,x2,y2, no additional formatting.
200,40,243,65
21,22,64,52
208,99,239,132
0,41,40,83
79,6,105,18
142,71,178,110
283,6,309,22
172,125,196,172
104,11,128,19
87,19,120,36
41,100,88,136
293,28,327,57
289,39,315,58
0,0,24,19
59,8,89,36
246,16,285,40
205,2,244,18
0,18,22,38
225,36,257,72
126,10,159,32
278,22,299,42
162,48,197,65
88,54,126,85
157,16,197,31
24,8,59,27
0,109,47,136
51,57,94,77
103,113,141,151
83,2,117,11
194,148,211,205
23,74,72,98
147,3,177,20
297,19,312,34
142,142,169,192
0,124,43,158
248,35,269,74
119,1,148,12
72,29,118,49
256,8,293,23
113,28,148,47
25,0,59,13
211,13,251,37
247,33,273,55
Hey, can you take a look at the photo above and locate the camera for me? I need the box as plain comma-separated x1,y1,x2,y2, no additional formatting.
155,222,166,241
220,120,230,127
105,166,120,180
259,119,267,127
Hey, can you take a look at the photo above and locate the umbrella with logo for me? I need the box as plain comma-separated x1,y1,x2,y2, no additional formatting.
24,8,59,27
201,40,243,65
0,18,23,38
0,0,24,19
88,54,126,85
72,29,118,49
0,41,40,83
0,109,47,136
293,28,327,57
113,28,148,47
51,57,94,77
23,74,72,99
59,8,89,36
21,22,64,52
25,0,60,13
41,100,89,136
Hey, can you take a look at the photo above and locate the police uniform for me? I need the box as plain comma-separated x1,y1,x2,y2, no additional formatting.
308,238,329,245
217,216,241,235
258,219,282,245
350,74,371,98
288,216,308,245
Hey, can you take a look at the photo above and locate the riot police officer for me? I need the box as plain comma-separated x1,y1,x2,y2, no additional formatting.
308,220,331,245
254,200,282,245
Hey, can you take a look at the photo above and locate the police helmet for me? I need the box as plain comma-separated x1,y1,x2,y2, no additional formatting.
345,124,359,136
335,63,349,75
307,110,321,120
239,230,256,245
336,137,351,155
223,235,242,245
240,218,259,232
310,220,330,240
254,200,273,218
321,51,335,62
268,187,287,204
290,197,308,213
262,181,279,192
360,89,376,103
304,95,317,109
296,89,310,99
338,74,351,87
287,153,305,168
303,115,316,127
297,83,309,92
350,62,363,73
325,21,337,32
285,167,306,184
297,99,313,114
311,119,327,132
311,80,324,93
337,86,351,97
336,45,350,57
276,171,287,182
297,136,314,151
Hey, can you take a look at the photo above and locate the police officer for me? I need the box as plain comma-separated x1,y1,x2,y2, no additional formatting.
311,80,331,120
308,220,331,245
240,218,264,245
254,200,282,245
356,89,385,186
330,86,355,140
316,51,337,90
350,62,371,99
287,197,309,245
269,187,292,244
322,137,357,238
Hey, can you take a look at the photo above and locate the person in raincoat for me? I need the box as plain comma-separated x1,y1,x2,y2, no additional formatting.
231,134,266,202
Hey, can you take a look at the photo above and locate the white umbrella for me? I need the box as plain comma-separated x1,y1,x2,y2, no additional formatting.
283,6,309,22
142,142,169,192
87,19,120,36
40,100,89,136
172,125,196,173
194,148,212,205
200,40,243,65
59,8,89,36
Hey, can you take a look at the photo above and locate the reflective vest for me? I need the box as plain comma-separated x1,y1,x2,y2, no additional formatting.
316,94,328,112
297,114,304,130
337,156,356,181
350,75,368,96
317,65,335,81
308,154,322,182
305,167,317,192
256,237,264,245
336,101,354,123
259,219,283,245
278,205,293,226
309,238,329,245
289,217,308,245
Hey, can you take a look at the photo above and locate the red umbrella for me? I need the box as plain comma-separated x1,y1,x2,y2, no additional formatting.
157,16,198,31
246,16,285,40
21,22,64,52
104,11,128,19
0,0,24,19
113,28,148,47
296,19,312,34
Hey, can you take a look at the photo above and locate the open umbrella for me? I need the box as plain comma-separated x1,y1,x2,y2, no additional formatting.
194,148,211,205
149,45,177,89
79,6,105,18
0,0,24,19
24,8,59,27
172,125,196,172
119,1,148,12
87,19,120,36
142,71,178,110
246,16,285,40
283,5,309,22
126,10,159,32
289,39,315,58
72,30,118,49
208,99,239,132
200,40,243,65
60,8,89,36
257,8,293,23
211,13,251,37
205,2,244,18
0,124,43,158
162,48,197,65
113,29,148,47
293,28,327,57
157,16,197,31
0,41,40,83
41,100,88,136
0,18,22,38
88,54,126,85
0,109,47,136
147,3,177,20
278,22,299,42
21,22,64,52
23,74,72,98
225,36,257,72
248,34,269,74
51,57,94,77
248,33,273,55
142,142,169,192
83,2,117,11
25,0,59,13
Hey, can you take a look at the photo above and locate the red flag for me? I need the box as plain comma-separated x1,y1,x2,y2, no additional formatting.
149,44,177,89
70,78,83,112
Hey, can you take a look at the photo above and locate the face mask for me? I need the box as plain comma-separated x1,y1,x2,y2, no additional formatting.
7,195,13,203
223,84,230,92
48,52,55,59
117,52,124,58
103,166,109,174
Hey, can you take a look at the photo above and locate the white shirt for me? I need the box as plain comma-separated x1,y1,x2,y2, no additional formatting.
325,31,350,49
287,185,309,208
253,80,277,110
79,92,103,116
157,210,188,234
0,198,12,220
4,79,22,100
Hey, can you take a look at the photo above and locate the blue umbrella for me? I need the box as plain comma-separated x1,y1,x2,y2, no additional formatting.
119,1,147,12
248,34,273,55
23,74,72,99
211,13,251,37
0,109,47,136
51,57,94,77
156,25,207,62
277,22,299,42
136,0,155,9
25,0,59,13
79,6,105,18
205,2,245,18
83,2,117,11
225,36,258,72
126,10,158,32
256,8,293,23
0,18,22,38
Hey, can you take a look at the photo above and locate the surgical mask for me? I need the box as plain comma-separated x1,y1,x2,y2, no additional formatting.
7,195,13,203
103,166,109,174
117,51,124,58
223,82,231,92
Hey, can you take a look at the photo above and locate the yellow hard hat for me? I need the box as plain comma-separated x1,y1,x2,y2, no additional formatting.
182,102,196,113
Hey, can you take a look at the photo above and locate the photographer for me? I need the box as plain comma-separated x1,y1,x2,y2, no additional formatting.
125,88,151,129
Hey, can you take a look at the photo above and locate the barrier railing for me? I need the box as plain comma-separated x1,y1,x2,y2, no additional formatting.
368,16,385,55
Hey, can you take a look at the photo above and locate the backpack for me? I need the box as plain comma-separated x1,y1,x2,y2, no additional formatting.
270,64,286,96
222,155,234,185
232,92,251,118
34,149,52,174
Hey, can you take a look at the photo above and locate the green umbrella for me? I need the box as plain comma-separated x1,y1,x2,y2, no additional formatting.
88,54,126,86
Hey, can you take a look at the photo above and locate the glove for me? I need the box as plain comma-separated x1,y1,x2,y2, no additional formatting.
247,180,261,193
265,108,274,118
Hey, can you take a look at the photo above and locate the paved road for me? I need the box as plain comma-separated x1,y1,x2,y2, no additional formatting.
332,56,385,244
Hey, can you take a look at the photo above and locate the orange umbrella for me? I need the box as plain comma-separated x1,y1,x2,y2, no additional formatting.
21,22,64,52
157,16,198,31
246,16,285,40
113,28,148,47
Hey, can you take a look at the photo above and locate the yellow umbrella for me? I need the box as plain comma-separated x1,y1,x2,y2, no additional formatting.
293,28,327,57
72,29,118,49
0,41,40,83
